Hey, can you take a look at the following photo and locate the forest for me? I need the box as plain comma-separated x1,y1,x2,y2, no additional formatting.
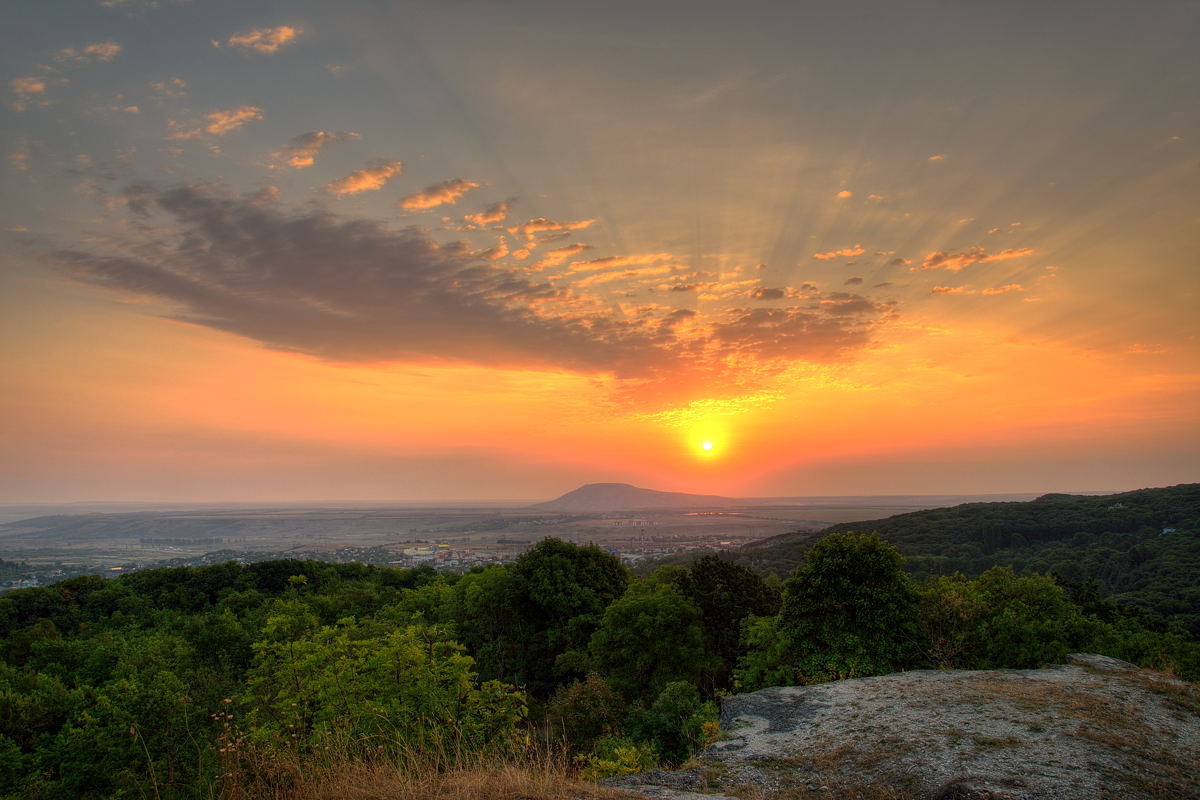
1,502,1198,798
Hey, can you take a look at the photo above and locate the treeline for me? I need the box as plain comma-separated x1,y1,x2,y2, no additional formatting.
726,484,1200,634
1,535,1197,798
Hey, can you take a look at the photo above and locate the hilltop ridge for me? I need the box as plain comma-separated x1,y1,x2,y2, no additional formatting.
532,482,735,512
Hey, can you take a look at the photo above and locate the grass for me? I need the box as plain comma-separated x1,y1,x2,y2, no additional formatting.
216,746,638,800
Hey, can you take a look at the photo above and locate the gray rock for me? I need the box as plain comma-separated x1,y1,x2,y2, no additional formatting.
610,655,1200,800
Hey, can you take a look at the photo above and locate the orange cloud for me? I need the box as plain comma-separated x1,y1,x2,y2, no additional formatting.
55,41,122,63
931,285,974,295
835,190,853,199
507,217,595,239
533,243,590,269
917,246,1035,272
276,131,360,168
981,284,1026,295
326,160,404,195
928,154,946,161
399,178,479,210
464,198,515,226
171,106,265,139
215,26,302,54
572,265,675,288
812,244,865,260
206,105,264,135
10,77,48,111
567,253,674,273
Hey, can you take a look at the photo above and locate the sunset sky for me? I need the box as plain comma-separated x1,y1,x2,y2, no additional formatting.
2,0,1197,503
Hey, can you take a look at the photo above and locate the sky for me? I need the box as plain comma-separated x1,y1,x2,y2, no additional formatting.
1,0,1198,503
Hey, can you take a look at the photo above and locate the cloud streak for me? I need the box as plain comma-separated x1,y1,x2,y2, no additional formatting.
326,160,404,195
916,246,1035,272
215,26,302,54
276,131,360,168
399,178,479,210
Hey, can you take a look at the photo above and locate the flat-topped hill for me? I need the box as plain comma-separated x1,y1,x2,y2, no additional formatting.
533,483,735,512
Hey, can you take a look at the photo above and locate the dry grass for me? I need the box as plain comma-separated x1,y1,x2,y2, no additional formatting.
217,746,637,800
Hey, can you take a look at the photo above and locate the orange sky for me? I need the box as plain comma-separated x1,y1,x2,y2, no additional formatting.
1,1,1197,501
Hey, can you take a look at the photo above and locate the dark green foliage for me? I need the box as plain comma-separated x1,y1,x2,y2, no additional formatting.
712,484,1200,634
622,682,717,766
0,518,1195,797
672,554,781,693
589,579,707,702
544,673,625,753
508,538,629,695
777,532,922,683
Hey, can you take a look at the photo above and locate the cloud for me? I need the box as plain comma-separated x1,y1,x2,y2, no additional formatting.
52,185,900,397
326,160,404,195
917,246,1035,272
169,105,265,139
49,184,683,378
710,302,888,362
752,287,785,300
55,41,122,63
10,77,48,111
148,76,186,98
276,131,360,169
399,178,479,210
215,26,302,54
845,277,863,285
533,243,590,269
464,198,515,226
928,154,946,161
9,139,42,170
981,283,1026,295
572,265,675,288
835,190,853,199
567,253,674,273
812,244,865,260
507,217,595,239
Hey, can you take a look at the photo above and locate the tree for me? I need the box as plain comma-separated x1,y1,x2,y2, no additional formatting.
672,555,781,693
589,579,707,702
507,538,629,694
777,532,922,683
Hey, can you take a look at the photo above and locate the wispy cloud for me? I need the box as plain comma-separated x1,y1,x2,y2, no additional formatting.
917,246,1035,272
214,26,302,54
55,41,122,64
275,131,360,169
464,198,515,226
567,253,674,273
399,178,479,210
533,243,590,269
507,217,595,239
168,105,265,139
812,244,865,260
10,77,49,111
326,160,404,195
981,283,1026,295
149,77,186,98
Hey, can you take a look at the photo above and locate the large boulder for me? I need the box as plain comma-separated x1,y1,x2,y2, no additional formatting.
608,654,1199,799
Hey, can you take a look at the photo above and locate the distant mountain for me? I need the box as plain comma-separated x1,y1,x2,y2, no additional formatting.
533,482,735,512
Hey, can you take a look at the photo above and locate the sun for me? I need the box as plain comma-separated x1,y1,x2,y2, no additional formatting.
701,440,714,451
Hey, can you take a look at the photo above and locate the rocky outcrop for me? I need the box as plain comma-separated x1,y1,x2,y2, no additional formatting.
609,654,1200,799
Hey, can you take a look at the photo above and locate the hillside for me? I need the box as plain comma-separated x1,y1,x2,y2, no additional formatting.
533,482,735,511
655,484,1200,633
